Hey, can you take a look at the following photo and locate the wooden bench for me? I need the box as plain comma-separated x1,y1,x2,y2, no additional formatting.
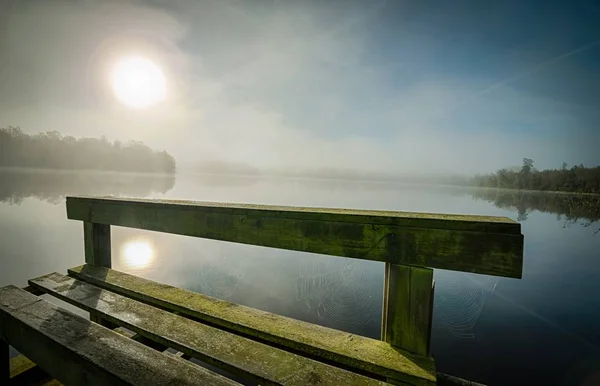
1,196,524,385
0,286,238,386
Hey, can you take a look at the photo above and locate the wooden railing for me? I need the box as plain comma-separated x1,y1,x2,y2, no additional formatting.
66,196,524,357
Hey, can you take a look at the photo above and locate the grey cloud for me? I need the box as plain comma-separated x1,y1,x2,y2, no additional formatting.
0,0,597,175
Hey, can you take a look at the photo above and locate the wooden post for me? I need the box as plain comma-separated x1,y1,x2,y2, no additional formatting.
1,338,8,381
83,222,111,268
382,263,434,356
84,222,112,327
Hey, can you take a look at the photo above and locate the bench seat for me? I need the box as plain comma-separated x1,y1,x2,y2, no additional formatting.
0,285,238,386
29,272,390,386
60,264,436,385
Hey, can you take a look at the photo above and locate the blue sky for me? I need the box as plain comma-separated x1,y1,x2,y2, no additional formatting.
0,0,598,173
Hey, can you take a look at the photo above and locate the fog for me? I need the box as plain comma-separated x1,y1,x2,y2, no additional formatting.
1,0,598,175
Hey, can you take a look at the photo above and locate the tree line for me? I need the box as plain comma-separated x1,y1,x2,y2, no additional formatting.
0,127,176,174
471,158,600,194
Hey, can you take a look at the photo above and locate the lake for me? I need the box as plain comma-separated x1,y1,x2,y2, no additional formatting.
1,169,599,385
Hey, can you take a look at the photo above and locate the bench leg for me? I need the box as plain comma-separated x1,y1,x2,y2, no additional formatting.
382,263,434,356
1,339,8,381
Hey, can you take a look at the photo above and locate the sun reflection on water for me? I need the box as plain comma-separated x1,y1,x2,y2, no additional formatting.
120,239,155,269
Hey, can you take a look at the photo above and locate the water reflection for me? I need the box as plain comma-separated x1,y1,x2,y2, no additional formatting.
0,168,175,204
120,239,156,269
470,188,600,229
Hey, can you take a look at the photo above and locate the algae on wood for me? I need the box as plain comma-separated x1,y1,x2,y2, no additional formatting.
0,285,239,386
30,272,391,386
68,264,437,385
67,196,523,278
382,264,434,356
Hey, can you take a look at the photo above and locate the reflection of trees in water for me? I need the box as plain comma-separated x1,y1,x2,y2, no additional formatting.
471,188,600,231
0,169,175,205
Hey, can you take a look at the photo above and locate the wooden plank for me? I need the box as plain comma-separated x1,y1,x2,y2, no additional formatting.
0,285,239,386
67,196,523,278
30,273,393,386
381,265,434,356
83,222,111,268
67,196,521,232
68,265,437,385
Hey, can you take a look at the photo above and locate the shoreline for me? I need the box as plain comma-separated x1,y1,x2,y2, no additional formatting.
2,167,600,197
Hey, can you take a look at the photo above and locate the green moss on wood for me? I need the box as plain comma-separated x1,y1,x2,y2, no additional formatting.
67,196,520,232
30,273,390,386
0,285,239,386
68,265,437,385
382,265,434,356
66,196,524,278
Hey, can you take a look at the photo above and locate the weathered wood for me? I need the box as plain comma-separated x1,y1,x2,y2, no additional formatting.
67,196,524,277
382,264,434,356
83,222,111,268
68,265,437,385
0,285,239,386
67,196,521,232
30,273,394,386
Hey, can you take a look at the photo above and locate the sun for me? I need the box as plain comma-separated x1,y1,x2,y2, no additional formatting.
121,240,155,269
109,56,167,109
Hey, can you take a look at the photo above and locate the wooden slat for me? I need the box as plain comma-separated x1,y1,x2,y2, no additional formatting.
68,265,437,385
67,196,520,232
30,273,393,386
382,265,433,356
83,222,111,268
0,285,239,386
67,196,523,277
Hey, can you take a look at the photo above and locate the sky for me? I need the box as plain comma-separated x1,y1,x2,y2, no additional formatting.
0,0,598,174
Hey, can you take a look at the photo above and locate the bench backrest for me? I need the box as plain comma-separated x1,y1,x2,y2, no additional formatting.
66,195,524,356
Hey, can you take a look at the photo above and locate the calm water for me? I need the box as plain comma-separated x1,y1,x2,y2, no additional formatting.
1,169,599,385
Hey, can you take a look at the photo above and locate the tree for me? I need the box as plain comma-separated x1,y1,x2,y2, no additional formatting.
469,159,600,194
521,158,534,174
